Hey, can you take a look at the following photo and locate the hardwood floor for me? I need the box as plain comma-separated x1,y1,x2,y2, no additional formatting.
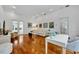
12,34,45,54
11,34,74,54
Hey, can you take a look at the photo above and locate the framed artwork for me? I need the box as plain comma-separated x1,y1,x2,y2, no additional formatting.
49,22,54,28
0,23,1,28
43,23,48,28
36,25,38,27
39,24,42,28
28,23,32,28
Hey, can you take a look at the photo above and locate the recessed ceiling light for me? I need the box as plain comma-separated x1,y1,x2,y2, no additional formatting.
49,9,53,12
41,12,45,15
32,16,36,18
12,6,16,9
41,12,46,15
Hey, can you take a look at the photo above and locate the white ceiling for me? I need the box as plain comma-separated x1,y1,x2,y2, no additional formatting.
2,5,65,18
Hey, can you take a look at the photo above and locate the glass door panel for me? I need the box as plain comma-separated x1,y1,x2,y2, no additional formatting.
19,21,23,34
12,21,18,32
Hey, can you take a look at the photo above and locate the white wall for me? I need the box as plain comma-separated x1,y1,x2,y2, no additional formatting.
49,5,79,38
31,5,79,38
0,6,5,28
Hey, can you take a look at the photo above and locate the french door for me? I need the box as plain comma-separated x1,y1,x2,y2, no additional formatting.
12,21,23,35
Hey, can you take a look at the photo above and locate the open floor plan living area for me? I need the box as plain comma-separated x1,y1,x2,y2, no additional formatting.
0,5,79,54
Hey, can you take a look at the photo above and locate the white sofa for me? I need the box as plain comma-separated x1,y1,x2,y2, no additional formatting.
32,29,48,36
0,35,12,54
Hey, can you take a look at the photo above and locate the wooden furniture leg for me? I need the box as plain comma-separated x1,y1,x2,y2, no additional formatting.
45,40,48,54
62,48,66,54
